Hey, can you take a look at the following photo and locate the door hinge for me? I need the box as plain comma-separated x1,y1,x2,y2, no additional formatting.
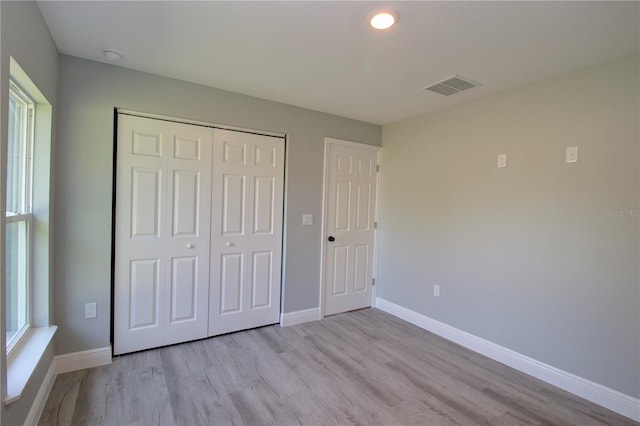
376,164,380,173
372,278,376,286
374,221,378,229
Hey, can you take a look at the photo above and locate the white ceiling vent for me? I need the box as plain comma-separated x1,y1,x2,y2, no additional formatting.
423,75,480,96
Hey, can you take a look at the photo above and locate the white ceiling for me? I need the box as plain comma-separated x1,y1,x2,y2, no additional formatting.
38,1,639,125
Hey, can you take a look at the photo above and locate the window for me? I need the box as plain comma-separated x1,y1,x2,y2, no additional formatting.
3,57,55,403
6,81,34,353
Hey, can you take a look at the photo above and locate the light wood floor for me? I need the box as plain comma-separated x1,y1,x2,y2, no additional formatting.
39,309,636,426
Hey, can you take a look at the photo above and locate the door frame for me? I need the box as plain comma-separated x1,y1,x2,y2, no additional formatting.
319,137,381,319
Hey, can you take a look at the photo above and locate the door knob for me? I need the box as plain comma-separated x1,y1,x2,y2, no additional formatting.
226,242,233,247
186,244,194,249
328,236,335,242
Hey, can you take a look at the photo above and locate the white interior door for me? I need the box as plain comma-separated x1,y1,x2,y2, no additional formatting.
323,138,379,316
209,129,284,336
114,114,212,355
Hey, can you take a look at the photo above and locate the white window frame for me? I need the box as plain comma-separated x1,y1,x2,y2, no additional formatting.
5,80,35,356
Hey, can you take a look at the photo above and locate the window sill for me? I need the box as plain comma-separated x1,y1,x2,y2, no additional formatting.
4,325,57,405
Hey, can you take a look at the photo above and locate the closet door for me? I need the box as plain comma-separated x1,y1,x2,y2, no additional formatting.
209,129,284,336
114,115,212,355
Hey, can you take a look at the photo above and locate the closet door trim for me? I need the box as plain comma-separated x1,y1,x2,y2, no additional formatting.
117,109,285,139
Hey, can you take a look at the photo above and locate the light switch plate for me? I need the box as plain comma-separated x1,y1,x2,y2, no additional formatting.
85,302,97,319
566,146,578,163
497,154,507,168
302,214,313,226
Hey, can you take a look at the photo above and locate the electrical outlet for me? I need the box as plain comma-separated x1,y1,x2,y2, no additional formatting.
566,146,578,163
85,302,97,319
433,285,440,297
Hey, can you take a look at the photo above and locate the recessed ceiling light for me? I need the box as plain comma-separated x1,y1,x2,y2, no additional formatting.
370,11,396,30
103,49,123,62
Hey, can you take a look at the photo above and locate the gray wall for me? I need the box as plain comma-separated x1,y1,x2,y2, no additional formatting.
377,54,640,398
54,55,381,354
0,2,58,424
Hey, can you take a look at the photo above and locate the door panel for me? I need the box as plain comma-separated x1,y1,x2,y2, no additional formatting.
220,253,243,314
222,174,245,235
353,244,369,292
170,256,197,323
253,177,274,234
223,139,246,165
129,259,160,329
324,140,379,316
331,245,349,296
251,251,272,308
355,183,372,230
209,129,284,336
131,168,161,237
334,181,351,231
114,115,212,355
173,135,200,160
132,131,162,157
172,171,199,236
254,145,276,167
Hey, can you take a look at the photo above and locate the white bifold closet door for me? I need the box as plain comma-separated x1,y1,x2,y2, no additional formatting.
208,129,284,336
114,114,284,355
114,115,213,355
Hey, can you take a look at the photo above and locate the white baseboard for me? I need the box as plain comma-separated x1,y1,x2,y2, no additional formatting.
375,297,640,422
26,346,113,424
280,307,321,327
23,360,56,426
55,346,112,375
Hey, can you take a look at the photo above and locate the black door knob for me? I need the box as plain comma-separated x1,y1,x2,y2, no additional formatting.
328,236,335,242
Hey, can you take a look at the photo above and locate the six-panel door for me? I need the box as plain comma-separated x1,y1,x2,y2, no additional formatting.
324,141,379,316
209,129,285,336
115,115,213,355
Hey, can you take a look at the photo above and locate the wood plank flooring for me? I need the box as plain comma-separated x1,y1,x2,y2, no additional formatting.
39,309,637,426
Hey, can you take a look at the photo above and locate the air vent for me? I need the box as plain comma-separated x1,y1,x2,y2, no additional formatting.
423,75,480,96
